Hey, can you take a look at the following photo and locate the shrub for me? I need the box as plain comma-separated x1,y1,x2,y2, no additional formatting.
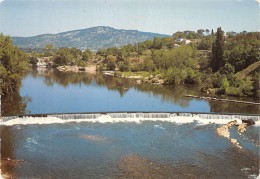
106,55,116,70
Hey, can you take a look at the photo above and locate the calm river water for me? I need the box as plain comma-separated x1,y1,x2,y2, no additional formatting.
1,68,259,116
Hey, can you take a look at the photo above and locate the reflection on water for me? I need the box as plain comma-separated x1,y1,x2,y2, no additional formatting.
2,68,260,116
1,89,31,116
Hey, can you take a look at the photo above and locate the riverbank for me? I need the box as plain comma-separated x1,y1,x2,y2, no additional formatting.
103,71,165,84
57,65,96,73
185,95,260,105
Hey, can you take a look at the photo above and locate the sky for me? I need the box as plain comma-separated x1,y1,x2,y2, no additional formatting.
0,0,259,37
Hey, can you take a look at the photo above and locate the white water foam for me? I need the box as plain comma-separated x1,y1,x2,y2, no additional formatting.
25,135,40,152
154,124,165,130
0,113,259,126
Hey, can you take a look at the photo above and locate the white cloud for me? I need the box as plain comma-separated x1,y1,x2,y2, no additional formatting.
255,0,260,3
0,0,4,3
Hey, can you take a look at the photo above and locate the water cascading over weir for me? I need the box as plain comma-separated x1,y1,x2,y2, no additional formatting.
1,112,260,126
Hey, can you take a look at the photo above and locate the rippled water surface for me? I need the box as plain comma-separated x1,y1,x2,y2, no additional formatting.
1,120,259,178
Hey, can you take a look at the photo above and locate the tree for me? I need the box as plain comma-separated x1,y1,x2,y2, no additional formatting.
82,49,92,61
43,44,55,56
54,47,73,65
211,29,214,36
197,29,205,37
106,55,116,70
29,51,43,65
211,27,225,72
0,34,29,94
205,29,210,35
143,40,153,49
153,37,162,49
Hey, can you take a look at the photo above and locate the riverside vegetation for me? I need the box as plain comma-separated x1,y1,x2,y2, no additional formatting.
0,27,259,102
95,28,260,99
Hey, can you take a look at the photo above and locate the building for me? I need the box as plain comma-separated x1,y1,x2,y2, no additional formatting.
176,38,184,42
175,38,191,44
36,57,53,67
183,39,191,44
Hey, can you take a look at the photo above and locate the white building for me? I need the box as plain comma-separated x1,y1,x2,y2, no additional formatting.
175,38,191,44
176,38,184,42
36,58,47,67
183,39,191,44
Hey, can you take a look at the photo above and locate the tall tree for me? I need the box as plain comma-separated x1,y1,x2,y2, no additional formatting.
0,34,29,94
211,27,225,72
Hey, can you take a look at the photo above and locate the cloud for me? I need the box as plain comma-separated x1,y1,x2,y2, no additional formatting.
255,0,260,3
0,0,4,3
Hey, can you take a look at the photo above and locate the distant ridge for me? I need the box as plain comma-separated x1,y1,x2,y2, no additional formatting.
11,26,171,50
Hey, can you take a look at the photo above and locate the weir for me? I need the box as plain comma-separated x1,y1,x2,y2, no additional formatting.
1,112,260,123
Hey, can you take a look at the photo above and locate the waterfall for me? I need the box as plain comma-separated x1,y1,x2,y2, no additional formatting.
1,112,259,126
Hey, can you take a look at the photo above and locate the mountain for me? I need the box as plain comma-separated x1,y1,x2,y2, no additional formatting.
11,26,171,50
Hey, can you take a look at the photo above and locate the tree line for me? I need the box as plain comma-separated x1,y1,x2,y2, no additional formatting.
95,28,259,98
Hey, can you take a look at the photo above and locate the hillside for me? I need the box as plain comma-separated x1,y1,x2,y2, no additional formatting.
11,26,170,50
236,61,260,79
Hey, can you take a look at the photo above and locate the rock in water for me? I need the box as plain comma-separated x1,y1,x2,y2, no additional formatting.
216,125,230,139
242,119,255,126
227,120,237,128
230,139,242,149
238,123,247,133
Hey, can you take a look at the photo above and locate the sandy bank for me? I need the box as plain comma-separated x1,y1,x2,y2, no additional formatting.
57,65,96,73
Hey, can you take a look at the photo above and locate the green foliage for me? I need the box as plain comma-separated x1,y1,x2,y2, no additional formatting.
82,49,92,61
130,63,144,72
54,47,83,66
220,76,229,94
0,34,29,94
106,55,116,70
94,29,259,99
252,72,260,98
224,32,259,72
164,67,187,85
96,49,106,56
212,72,224,88
219,63,235,75
43,44,55,56
153,37,162,49
96,64,104,71
54,47,73,65
78,60,86,67
173,31,199,39
185,67,201,84
118,59,130,72
239,77,253,96
143,40,153,49
29,51,44,65
211,27,225,72
144,57,156,72
197,36,214,50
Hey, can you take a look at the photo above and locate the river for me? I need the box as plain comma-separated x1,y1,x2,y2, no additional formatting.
0,68,259,178
1,68,259,116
